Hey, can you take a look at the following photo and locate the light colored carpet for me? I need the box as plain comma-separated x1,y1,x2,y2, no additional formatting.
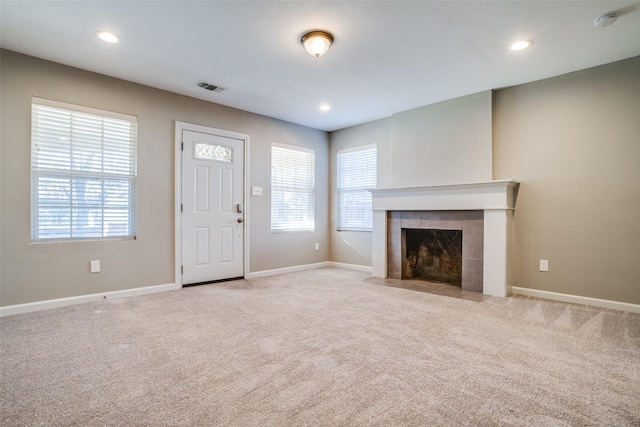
1,267,639,426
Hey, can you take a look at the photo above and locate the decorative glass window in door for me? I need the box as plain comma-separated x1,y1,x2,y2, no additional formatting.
194,142,233,163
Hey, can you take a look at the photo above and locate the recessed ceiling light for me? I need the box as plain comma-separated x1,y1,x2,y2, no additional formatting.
510,40,532,51
319,104,331,111
96,31,119,43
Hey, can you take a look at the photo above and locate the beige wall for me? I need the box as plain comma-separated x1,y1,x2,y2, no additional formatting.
328,91,493,267
493,56,640,304
329,118,391,267
0,50,329,306
329,57,639,305
3,49,638,307
388,91,493,188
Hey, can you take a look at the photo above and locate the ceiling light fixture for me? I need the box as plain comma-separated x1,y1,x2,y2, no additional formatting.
301,31,334,58
510,40,532,51
593,13,617,28
319,104,331,111
96,31,119,43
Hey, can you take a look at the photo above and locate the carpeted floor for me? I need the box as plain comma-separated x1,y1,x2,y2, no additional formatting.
1,267,639,426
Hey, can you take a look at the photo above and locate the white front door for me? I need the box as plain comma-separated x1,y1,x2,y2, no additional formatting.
181,128,244,284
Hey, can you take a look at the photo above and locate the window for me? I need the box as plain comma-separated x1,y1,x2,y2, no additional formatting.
31,98,137,242
271,143,315,232
337,144,377,231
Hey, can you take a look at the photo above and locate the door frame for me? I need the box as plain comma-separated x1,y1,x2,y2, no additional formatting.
174,121,250,288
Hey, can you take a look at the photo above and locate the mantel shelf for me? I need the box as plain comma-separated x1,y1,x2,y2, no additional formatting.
370,179,519,212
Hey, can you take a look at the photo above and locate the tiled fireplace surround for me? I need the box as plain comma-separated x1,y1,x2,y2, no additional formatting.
370,180,519,297
388,210,484,292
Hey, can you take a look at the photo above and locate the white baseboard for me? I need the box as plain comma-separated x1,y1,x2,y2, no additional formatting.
246,262,332,279
246,261,373,279
0,283,178,317
1,262,371,316
511,286,640,314
328,262,373,273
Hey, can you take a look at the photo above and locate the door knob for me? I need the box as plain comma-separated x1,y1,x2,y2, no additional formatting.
237,218,243,223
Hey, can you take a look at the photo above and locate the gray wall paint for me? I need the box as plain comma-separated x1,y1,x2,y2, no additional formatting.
0,50,329,306
493,56,640,304
388,91,492,188
329,118,391,266
329,57,639,305
3,49,639,307
328,91,492,267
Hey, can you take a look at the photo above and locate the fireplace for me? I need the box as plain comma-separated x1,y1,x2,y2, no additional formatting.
403,228,462,284
389,210,484,292
370,180,519,297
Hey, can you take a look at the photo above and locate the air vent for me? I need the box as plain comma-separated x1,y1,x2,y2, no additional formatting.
195,81,226,93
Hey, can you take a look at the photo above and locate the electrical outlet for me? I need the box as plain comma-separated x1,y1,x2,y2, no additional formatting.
90,260,101,273
315,243,320,251
539,259,549,272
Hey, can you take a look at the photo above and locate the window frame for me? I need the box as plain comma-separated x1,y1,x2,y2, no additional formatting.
30,97,138,243
337,144,377,232
270,142,315,233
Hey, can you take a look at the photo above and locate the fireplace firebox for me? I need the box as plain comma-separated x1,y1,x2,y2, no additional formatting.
402,228,462,285
387,210,484,293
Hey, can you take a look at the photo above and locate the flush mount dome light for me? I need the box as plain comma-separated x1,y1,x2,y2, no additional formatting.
96,31,119,43
301,30,334,58
510,40,532,51
319,104,331,111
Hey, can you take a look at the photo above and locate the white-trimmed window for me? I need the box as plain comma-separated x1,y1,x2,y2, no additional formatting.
31,98,137,242
271,143,315,232
337,144,377,231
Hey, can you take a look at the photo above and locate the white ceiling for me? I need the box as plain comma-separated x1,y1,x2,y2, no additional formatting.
2,1,639,132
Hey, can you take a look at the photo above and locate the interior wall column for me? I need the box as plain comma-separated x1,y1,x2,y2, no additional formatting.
482,209,513,297
372,210,387,278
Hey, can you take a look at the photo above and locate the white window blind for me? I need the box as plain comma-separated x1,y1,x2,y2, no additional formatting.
337,144,377,231
31,98,137,242
271,143,315,232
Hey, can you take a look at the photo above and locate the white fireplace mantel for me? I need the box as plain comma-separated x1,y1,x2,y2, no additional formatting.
369,180,520,297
